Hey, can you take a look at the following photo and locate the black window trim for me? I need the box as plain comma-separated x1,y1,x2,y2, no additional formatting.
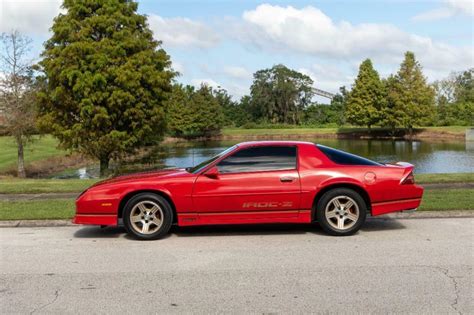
316,144,382,166
209,144,299,175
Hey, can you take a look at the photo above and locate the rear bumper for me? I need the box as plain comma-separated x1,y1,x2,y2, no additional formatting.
371,184,423,216
371,198,422,216
73,214,118,226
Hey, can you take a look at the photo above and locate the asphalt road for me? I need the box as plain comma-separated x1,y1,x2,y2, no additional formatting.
1,218,473,314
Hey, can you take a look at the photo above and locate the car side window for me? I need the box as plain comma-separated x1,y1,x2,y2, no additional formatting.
217,146,297,174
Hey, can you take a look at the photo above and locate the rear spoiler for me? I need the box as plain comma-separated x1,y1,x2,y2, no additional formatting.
385,161,414,173
385,162,416,184
392,162,414,169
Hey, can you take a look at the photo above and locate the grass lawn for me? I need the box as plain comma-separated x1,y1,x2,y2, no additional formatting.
416,173,474,184
0,199,74,220
222,127,338,135
0,178,99,194
423,126,472,133
0,173,472,194
222,126,470,136
0,135,66,172
419,189,474,211
0,187,472,221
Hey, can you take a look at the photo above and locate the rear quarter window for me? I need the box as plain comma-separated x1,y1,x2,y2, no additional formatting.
316,144,381,166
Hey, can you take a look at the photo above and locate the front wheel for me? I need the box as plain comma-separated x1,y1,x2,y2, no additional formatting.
316,188,367,236
123,193,173,240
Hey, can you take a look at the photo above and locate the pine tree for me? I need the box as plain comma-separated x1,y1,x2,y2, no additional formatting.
346,59,384,130
167,84,224,138
37,0,175,175
384,52,435,133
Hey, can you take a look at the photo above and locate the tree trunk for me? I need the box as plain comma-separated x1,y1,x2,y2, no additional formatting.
99,157,110,177
408,126,413,140
17,137,26,178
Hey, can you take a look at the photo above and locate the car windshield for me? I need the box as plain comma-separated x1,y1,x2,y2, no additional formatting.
186,145,237,174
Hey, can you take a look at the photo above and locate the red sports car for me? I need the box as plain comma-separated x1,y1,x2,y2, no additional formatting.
74,141,424,239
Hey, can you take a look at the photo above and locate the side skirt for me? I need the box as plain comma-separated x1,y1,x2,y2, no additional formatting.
177,210,312,226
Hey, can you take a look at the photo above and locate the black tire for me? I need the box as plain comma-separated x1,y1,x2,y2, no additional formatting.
123,193,173,240
315,188,367,236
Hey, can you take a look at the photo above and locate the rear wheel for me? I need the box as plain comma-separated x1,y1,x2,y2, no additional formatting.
123,193,173,240
316,188,367,236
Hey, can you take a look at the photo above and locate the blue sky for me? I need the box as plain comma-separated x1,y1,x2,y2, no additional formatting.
1,0,473,101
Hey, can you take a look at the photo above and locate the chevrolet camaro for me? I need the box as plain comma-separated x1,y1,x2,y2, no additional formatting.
74,141,424,239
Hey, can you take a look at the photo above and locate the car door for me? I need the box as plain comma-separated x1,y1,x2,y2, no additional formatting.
192,145,301,218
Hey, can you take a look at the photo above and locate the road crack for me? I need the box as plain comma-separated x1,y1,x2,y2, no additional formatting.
30,289,61,314
431,267,461,314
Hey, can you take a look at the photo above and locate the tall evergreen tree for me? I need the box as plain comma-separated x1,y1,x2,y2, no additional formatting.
166,84,224,138
345,59,384,130
384,52,435,132
37,0,175,175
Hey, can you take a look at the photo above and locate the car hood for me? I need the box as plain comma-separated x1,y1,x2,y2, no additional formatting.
91,168,188,187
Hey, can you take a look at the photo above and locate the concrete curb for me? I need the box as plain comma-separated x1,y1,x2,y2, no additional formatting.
0,211,472,228
374,210,474,220
0,219,74,228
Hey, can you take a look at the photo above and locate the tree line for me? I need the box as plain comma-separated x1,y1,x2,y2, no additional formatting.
165,54,472,137
1,0,472,177
184,55,471,132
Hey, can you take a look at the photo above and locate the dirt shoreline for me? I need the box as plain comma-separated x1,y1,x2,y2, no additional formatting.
208,129,466,141
1,129,467,178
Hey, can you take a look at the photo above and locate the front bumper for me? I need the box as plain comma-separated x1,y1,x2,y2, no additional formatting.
73,214,118,226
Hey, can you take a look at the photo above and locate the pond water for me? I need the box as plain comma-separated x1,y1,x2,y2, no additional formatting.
54,138,474,178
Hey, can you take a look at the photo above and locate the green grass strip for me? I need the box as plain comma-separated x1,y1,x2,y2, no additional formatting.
0,179,99,194
418,188,474,211
0,188,472,221
416,173,474,184
0,199,75,220
0,174,472,195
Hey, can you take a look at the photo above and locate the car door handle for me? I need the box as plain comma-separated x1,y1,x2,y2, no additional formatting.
280,176,296,183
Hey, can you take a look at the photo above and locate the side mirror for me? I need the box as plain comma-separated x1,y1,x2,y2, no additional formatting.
204,166,219,179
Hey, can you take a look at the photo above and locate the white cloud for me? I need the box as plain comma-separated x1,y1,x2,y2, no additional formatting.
0,0,62,35
412,0,473,21
412,8,456,21
235,4,472,73
222,66,252,80
172,61,185,74
148,15,219,49
446,0,473,15
299,64,354,94
191,78,221,89
189,78,248,99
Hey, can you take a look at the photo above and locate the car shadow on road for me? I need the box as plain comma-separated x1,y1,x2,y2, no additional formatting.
172,218,406,237
73,226,126,238
171,223,326,237
73,218,405,239
362,218,406,232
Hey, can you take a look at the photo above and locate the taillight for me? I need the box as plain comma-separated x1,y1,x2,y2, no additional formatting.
401,172,415,185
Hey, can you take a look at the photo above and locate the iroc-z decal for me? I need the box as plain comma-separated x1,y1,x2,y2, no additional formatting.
242,201,293,208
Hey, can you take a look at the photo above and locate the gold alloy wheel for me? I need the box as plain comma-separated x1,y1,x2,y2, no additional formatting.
324,196,360,230
129,200,164,235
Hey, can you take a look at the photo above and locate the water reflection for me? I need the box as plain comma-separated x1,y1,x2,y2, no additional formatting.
53,138,473,178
